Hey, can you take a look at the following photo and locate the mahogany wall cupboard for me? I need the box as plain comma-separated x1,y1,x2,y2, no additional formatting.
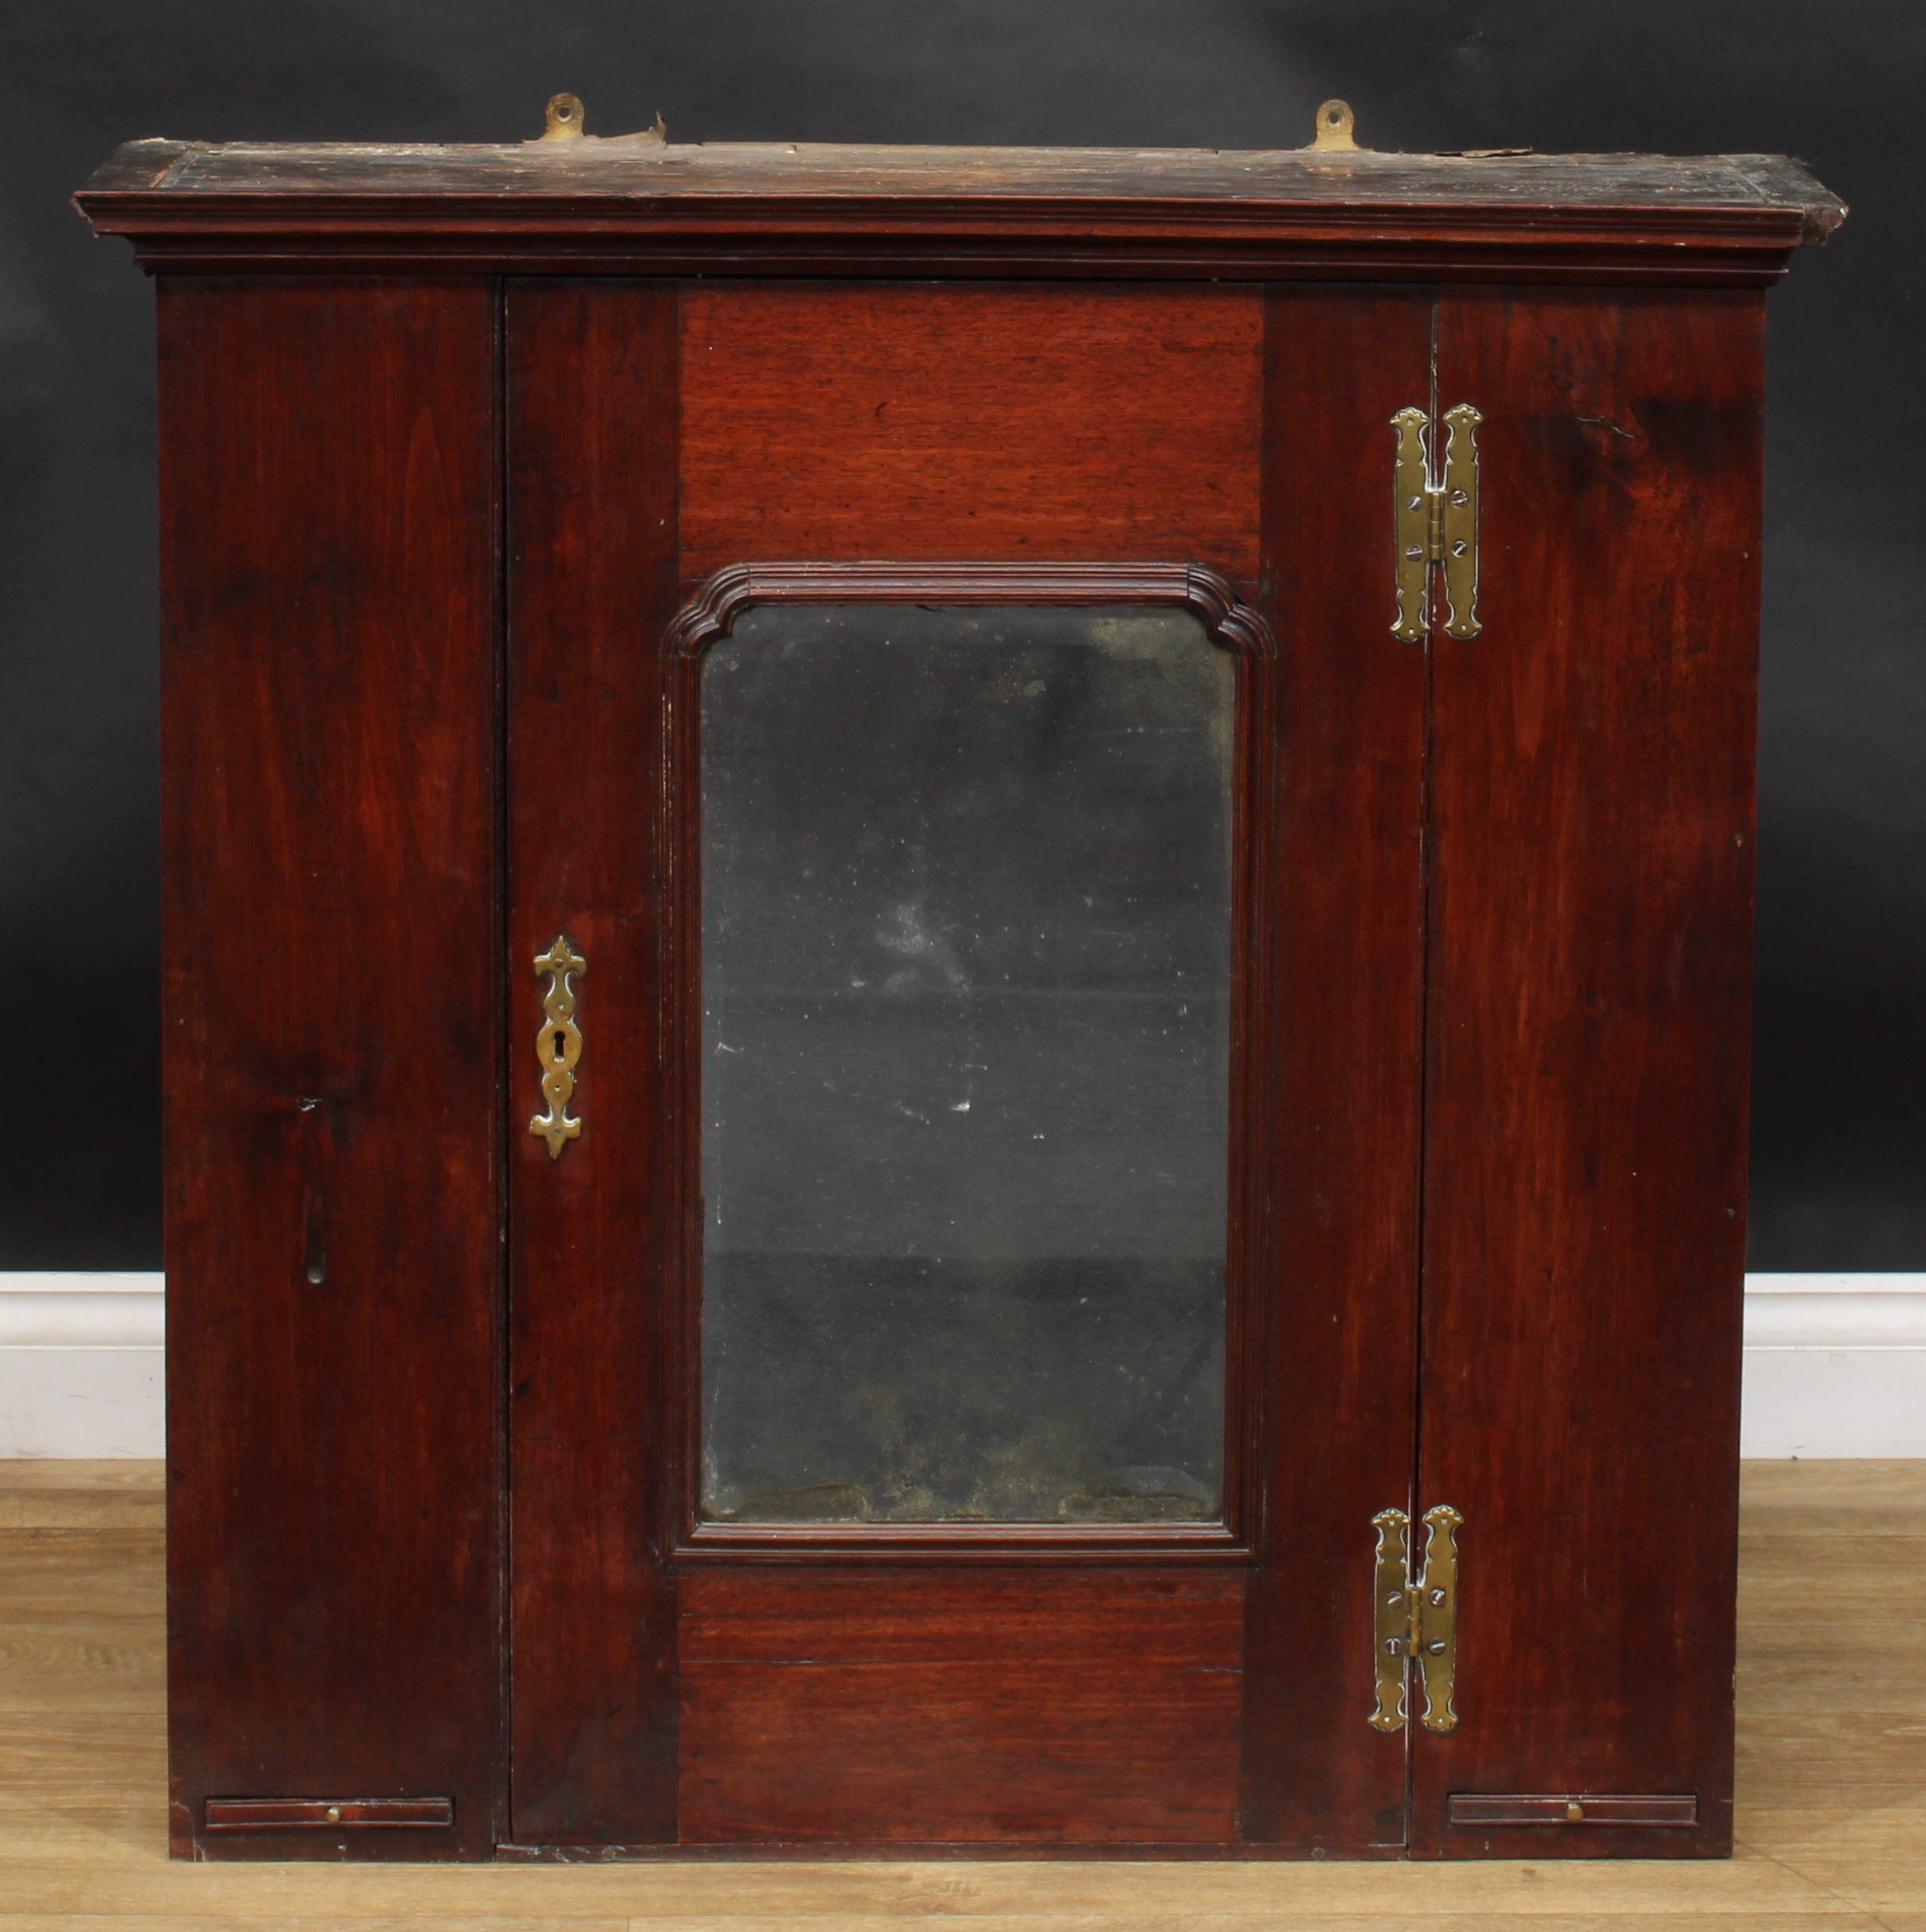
76,102,1843,1863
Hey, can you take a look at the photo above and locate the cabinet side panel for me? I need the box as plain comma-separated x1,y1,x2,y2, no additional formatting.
1418,289,1763,1858
1240,287,1431,1855
157,278,502,1860
505,281,682,1845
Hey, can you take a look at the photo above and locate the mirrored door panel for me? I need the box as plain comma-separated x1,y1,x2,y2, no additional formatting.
509,280,1428,1854
700,604,1233,1523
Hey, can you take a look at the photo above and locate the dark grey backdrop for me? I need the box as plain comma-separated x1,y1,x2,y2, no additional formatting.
3,1,1919,1268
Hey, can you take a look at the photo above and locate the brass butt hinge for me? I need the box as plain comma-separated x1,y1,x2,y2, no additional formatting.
1392,403,1483,642
1369,1503,1463,1733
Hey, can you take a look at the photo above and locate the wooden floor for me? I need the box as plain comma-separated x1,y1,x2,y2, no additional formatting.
2,1460,1921,1930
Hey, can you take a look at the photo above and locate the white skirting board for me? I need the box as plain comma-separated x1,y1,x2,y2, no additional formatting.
1738,1274,1926,1457
0,1272,1921,1460
0,1275,165,1459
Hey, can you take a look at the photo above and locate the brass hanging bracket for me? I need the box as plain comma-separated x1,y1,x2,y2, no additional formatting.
530,94,667,148
539,94,586,141
1392,402,1484,642
529,934,587,1158
1370,1502,1463,1733
1309,99,1360,151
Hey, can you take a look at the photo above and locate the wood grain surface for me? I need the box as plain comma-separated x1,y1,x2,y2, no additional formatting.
2,1457,1920,1920
73,139,1842,283
1413,288,1767,1858
156,280,502,1862
80,138,1845,219
679,284,1263,582
1238,286,1435,1855
679,1571,1243,1844
505,280,683,1847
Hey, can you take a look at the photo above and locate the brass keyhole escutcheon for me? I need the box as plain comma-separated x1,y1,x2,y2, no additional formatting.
529,934,587,1157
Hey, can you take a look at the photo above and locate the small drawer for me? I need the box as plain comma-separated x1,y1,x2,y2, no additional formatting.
1448,1792,1697,1828
204,1796,454,1831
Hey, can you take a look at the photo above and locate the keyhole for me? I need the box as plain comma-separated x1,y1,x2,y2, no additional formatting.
303,1186,326,1286
554,1030,568,1062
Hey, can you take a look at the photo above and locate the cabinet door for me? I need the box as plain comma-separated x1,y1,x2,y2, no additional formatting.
1416,289,1763,1857
505,281,1431,1852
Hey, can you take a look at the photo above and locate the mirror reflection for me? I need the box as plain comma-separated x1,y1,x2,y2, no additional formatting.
700,604,1233,1523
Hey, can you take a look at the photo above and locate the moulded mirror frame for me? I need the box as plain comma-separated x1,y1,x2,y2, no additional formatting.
659,560,1278,1563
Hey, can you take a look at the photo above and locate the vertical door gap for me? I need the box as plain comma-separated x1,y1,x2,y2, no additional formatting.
1406,286,1443,1850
